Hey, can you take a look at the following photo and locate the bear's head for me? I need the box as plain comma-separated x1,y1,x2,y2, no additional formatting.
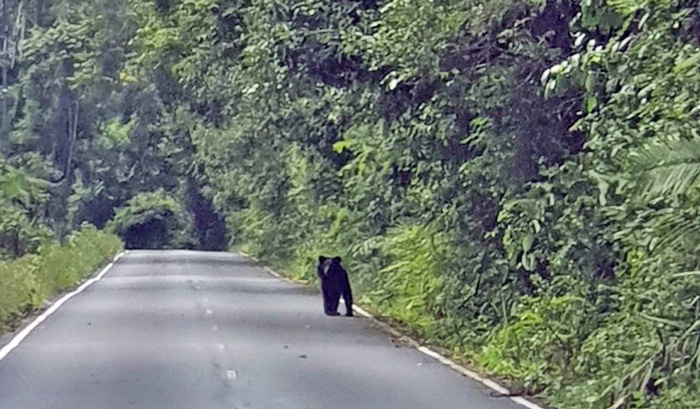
318,255,342,277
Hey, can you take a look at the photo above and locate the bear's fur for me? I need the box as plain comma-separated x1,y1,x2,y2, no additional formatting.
317,256,353,317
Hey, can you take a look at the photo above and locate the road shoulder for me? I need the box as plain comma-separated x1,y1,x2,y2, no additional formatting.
238,251,554,409
0,252,126,354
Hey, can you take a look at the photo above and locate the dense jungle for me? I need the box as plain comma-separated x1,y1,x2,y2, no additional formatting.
3,1,700,407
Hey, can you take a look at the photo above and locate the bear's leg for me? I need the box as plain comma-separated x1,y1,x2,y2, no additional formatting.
341,274,354,317
329,289,341,315
322,284,339,316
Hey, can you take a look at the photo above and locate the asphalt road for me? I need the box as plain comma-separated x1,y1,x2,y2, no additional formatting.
0,250,524,409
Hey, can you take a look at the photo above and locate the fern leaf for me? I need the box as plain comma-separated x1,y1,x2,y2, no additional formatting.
629,137,700,198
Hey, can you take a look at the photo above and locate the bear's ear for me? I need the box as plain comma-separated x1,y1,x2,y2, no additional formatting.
318,256,328,264
333,256,342,263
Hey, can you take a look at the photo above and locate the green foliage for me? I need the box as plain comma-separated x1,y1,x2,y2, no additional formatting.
0,224,122,335
480,294,589,390
108,191,193,249
370,224,446,332
5,0,700,408
0,161,53,260
631,136,700,193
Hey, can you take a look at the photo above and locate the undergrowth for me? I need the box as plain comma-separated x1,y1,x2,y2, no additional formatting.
0,225,123,336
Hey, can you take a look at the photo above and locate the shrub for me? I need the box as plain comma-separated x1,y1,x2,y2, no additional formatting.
0,225,122,335
108,190,193,250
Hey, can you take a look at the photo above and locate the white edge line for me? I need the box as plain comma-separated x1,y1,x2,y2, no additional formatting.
239,253,293,283
264,267,281,279
239,251,259,263
0,251,126,362
512,397,550,409
237,252,548,409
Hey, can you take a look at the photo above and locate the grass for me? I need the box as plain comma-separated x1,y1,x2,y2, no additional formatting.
0,224,123,336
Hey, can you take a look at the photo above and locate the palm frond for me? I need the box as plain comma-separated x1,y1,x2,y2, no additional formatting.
628,137,700,199
607,0,675,16
647,208,700,253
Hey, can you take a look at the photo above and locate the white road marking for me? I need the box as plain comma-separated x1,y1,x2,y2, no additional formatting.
511,397,549,409
240,252,549,409
0,252,126,363
264,267,281,278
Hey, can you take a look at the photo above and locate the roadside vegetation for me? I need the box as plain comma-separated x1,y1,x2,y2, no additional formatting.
0,225,122,336
3,1,700,407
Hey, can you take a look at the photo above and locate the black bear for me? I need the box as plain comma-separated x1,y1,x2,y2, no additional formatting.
317,256,353,317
